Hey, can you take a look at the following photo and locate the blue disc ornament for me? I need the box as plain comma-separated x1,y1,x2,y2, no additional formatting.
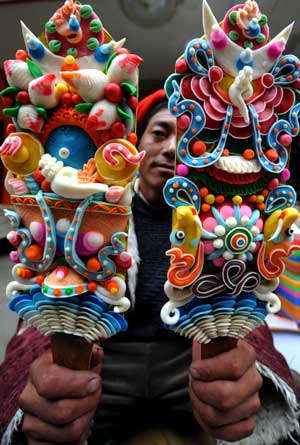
45,125,97,169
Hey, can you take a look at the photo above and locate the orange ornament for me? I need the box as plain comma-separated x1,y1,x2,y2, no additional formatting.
35,275,44,285
76,286,84,294
33,170,45,183
199,187,209,197
248,195,257,203
41,180,52,192
265,149,279,162
26,244,43,261
127,132,138,145
16,267,34,279
257,203,265,211
215,195,225,204
201,203,211,212
243,149,255,160
192,141,206,156
86,256,101,272
105,279,119,294
88,282,98,292
53,288,62,297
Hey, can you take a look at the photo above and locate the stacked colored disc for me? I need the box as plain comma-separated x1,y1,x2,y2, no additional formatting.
165,294,267,343
9,286,128,342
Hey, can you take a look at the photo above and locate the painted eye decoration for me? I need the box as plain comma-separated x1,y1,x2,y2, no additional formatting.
170,230,186,245
58,147,70,159
285,225,295,242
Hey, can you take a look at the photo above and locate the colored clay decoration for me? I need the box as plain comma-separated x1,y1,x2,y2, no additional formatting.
0,1,144,350
275,248,300,321
161,0,300,343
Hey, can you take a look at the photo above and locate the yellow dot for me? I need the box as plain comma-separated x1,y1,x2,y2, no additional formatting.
232,195,243,205
256,195,265,203
65,55,75,65
110,287,118,294
55,82,68,95
205,194,215,205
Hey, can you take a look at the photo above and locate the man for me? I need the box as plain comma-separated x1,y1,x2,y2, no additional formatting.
0,91,299,445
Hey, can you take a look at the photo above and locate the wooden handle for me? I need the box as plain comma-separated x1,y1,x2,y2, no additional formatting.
201,337,238,360
51,334,93,370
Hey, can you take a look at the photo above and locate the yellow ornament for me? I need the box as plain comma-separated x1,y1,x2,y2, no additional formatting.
171,206,201,256
205,194,215,205
232,195,243,205
256,195,265,204
95,139,144,185
0,132,44,176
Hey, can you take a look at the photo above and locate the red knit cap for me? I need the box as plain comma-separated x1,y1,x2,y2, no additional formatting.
136,89,166,126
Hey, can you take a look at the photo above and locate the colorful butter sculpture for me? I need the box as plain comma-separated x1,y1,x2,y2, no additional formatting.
0,1,144,358
276,244,300,322
161,0,300,344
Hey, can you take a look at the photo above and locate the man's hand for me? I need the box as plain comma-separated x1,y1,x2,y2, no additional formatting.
19,345,103,444
189,340,263,442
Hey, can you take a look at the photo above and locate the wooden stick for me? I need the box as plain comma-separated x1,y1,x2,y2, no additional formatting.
201,337,238,360
51,334,93,370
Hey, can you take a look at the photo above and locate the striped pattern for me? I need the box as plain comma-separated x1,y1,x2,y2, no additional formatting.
10,196,131,215
277,243,300,322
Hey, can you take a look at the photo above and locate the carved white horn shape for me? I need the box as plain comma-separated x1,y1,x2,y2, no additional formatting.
73,38,127,72
252,22,294,77
202,0,293,79
268,218,283,241
21,21,64,81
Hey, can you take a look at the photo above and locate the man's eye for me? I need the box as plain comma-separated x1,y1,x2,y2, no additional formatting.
153,130,165,138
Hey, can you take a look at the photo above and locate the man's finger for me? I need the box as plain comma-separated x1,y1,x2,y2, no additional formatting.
23,411,94,443
30,351,102,399
190,364,262,410
190,340,256,382
19,380,101,425
204,417,256,442
190,384,261,427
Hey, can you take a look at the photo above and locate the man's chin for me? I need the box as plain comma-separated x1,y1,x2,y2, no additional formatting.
151,179,171,195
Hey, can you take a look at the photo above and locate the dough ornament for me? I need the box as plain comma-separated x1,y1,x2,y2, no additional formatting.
161,0,300,356
0,0,144,370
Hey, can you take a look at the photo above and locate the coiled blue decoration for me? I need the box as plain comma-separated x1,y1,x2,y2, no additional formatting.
184,38,215,75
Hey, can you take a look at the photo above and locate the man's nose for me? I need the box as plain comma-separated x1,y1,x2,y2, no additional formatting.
162,135,176,159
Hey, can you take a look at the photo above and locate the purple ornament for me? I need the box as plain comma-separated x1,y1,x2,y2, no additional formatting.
176,164,190,176
280,168,291,182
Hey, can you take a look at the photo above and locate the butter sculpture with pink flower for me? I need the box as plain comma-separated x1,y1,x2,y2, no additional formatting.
161,0,300,348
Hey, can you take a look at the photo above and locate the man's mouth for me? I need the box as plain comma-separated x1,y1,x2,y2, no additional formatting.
153,163,174,172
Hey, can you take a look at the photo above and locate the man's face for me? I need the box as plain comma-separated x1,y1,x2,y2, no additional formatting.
138,108,176,203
